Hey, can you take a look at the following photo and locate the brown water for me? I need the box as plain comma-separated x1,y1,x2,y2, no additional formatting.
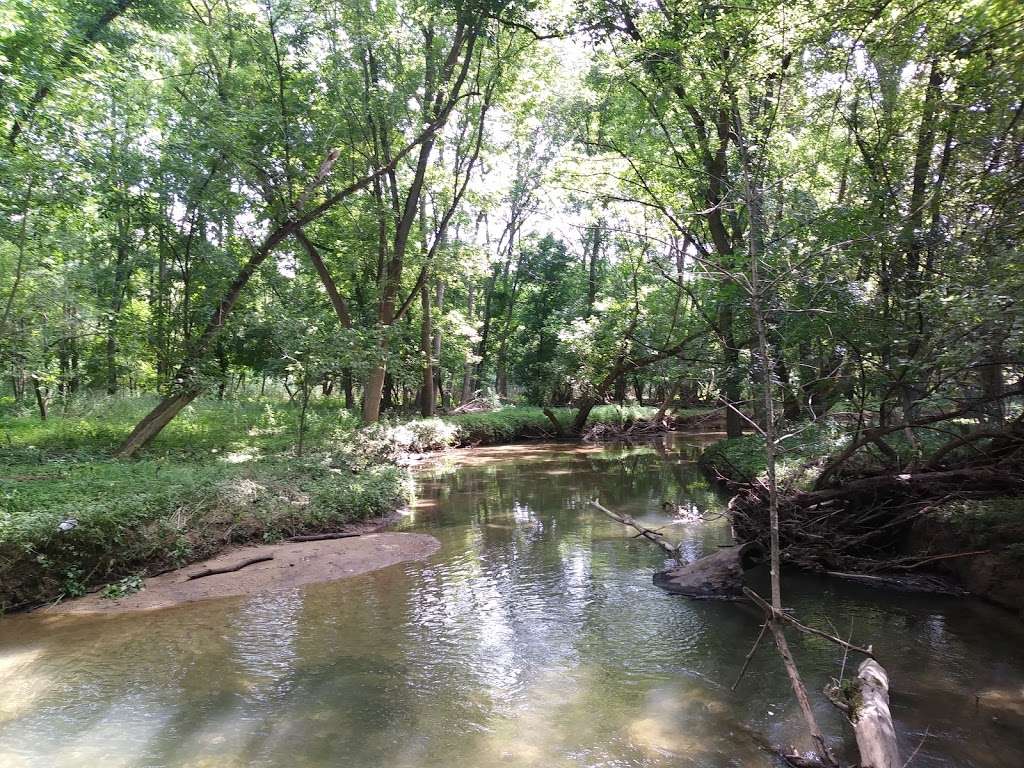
0,436,1022,767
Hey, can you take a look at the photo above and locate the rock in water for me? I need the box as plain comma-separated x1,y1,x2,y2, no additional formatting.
653,543,763,598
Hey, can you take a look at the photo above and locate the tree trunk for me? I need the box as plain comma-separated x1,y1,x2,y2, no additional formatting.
737,101,838,766
297,385,309,456
979,347,1006,424
571,398,596,435
586,220,602,316
342,368,354,410
32,376,47,421
461,282,476,402
495,340,509,398
720,303,744,438
363,363,387,422
433,280,445,409
381,371,395,413
632,377,644,405
106,229,131,395
474,269,496,393
420,281,434,417
216,340,229,400
613,375,627,405
116,388,200,457
116,225,293,457
654,383,678,426
116,84,467,453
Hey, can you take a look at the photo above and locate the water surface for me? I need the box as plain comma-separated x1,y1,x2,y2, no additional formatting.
1,436,1022,767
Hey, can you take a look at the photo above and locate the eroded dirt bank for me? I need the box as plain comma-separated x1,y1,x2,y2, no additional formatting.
45,532,440,614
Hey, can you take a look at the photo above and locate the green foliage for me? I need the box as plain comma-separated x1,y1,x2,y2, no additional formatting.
698,436,768,485
933,498,1024,557
698,421,962,489
0,387,446,611
1,0,1022,610
100,573,144,600
446,404,660,444
0,397,410,610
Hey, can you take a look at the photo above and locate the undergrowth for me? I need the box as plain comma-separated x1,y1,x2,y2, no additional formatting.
933,498,1024,561
698,419,969,490
0,396,407,610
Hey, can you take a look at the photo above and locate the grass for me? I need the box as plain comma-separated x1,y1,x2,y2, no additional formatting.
0,395,405,610
445,404,661,445
0,394,362,460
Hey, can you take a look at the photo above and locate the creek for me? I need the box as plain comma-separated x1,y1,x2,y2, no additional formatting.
0,435,1022,767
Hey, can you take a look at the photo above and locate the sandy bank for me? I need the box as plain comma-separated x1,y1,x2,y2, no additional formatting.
46,532,440,614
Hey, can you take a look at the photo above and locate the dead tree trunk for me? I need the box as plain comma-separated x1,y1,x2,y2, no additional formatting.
654,542,763,598
851,660,901,768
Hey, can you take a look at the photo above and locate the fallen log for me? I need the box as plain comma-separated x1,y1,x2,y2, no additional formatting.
186,555,274,580
839,660,901,768
286,532,361,542
654,542,763,598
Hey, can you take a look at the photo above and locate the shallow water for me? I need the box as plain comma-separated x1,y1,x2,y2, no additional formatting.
1,435,1022,767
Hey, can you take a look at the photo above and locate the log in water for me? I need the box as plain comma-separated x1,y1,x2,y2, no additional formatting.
653,542,764,598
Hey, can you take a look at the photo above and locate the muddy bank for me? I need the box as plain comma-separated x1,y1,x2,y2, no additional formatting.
45,532,440,614
909,498,1024,617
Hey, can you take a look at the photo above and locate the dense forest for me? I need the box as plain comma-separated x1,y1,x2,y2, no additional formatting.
3,0,1018,440
2,0,1023,766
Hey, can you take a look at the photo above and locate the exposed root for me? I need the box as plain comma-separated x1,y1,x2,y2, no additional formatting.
186,555,274,580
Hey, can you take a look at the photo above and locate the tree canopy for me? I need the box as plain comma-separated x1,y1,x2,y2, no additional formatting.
2,0,1021,454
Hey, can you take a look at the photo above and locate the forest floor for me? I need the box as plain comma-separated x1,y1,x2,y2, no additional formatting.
0,395,701,612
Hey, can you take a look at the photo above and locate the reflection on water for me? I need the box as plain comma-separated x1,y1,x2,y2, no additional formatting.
0,434,1022,767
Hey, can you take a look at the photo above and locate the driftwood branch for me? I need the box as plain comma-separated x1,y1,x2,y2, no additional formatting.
731,618,769,691
590,499,680,560
743,587,875,659
890,549,991,571
766,618,838,766
186,555,274,580
286,532,361,542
